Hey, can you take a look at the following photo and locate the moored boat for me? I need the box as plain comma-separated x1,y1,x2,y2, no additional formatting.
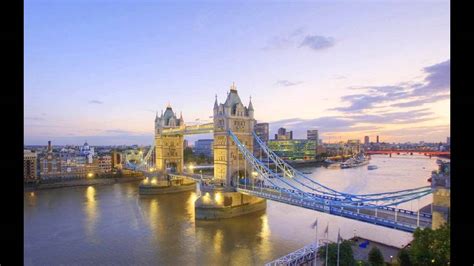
367,165,378,170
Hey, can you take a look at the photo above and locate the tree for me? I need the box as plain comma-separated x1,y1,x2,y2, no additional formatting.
397,248,411,266
368,246,384,266
317,240,356,266
407,223,450,265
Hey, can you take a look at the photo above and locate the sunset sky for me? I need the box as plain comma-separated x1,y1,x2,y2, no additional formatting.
25,0,450,145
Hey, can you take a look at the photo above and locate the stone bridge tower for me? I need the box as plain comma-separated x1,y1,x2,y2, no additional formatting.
155,105,185,173
213,83,255,185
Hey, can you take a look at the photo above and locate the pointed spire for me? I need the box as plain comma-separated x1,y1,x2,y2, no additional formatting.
248,95,254,111
230,82,237,92
214,94,218,109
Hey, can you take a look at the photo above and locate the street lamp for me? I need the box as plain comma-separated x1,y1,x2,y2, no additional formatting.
87,172,94,178
390,255,393,263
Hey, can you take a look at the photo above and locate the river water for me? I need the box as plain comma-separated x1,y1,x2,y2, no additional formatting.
24,154,439,265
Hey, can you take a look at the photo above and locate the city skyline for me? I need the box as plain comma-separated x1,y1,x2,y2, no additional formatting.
25,1,450,145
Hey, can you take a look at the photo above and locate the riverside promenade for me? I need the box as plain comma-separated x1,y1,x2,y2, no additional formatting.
24,176,145,191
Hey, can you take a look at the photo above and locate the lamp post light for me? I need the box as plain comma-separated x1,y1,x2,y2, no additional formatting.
390,255,393,263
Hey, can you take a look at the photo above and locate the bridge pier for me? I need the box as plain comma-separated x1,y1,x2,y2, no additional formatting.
195,185,266,219
138,172,195,195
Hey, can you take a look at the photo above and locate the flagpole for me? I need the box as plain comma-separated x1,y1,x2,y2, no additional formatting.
325,223,329,266
315,221,318,266
337,228,341,266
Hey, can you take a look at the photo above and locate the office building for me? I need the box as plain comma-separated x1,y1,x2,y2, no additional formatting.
255,123,269,143
364,136,369,145
267,139,317,160
40,141,62,179
98,155,112,173
307,130,319,142
376,135,380,143
275,127,293,140
24,150,38,181
194,139,214,158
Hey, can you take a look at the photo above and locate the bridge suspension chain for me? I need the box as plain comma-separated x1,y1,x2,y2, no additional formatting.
231,130,432,208
252,131,432,201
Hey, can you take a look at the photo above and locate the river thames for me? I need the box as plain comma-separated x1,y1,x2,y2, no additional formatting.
24,154,439,265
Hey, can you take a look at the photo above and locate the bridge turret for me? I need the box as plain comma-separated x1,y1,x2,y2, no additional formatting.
248,96,254,118
213,94,218,113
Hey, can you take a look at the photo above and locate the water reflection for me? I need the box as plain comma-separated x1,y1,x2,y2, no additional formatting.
24,155,441,265
84,186,99,243
194,209,272,265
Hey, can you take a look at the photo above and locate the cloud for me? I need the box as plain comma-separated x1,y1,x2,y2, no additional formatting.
276,80,303,87
391,94,450,108
89,100,103,104
267,108,436,139
300,35,335,50
263,28,335,52
333,60,450,113
412,59,450,96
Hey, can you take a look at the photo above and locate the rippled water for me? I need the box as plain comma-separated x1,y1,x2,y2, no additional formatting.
24,154,440,265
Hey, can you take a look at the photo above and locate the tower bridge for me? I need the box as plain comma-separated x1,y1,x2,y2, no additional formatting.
138,83,439,234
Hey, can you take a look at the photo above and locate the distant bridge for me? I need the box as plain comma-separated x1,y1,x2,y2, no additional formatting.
366,150,450,156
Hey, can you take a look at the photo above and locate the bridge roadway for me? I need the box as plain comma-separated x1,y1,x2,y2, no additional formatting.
235,184,431,233
153,172,432,233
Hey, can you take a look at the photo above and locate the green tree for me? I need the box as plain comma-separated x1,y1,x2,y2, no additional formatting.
317,240,356,266
368,246,384,266
397,249,411,266
408,223,450,265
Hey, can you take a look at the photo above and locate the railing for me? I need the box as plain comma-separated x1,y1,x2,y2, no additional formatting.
236,184,431,233
265,242,319,266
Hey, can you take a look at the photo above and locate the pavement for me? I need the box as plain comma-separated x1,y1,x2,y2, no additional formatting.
349,236,401,263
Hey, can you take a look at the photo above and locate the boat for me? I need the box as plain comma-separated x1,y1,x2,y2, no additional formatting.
301,171,313,174
341,154,370,169
367,165,378,170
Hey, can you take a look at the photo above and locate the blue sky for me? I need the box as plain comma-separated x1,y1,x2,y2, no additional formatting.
25,0,450,145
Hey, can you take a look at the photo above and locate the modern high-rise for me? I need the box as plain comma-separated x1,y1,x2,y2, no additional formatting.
255,123,269,143
376,135,380,143
194,139,214,158
275,127,293,140
364,136,370,145
24,150,38,181
307,130,319,142
254,123,269,157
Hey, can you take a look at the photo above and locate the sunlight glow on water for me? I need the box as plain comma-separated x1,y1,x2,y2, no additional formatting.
24,154,442,265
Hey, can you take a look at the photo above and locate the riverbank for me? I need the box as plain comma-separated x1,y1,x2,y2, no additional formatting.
24,176,145,191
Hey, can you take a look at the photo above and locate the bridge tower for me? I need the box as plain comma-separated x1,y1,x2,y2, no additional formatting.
213,83,255,186
154,105,185,173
